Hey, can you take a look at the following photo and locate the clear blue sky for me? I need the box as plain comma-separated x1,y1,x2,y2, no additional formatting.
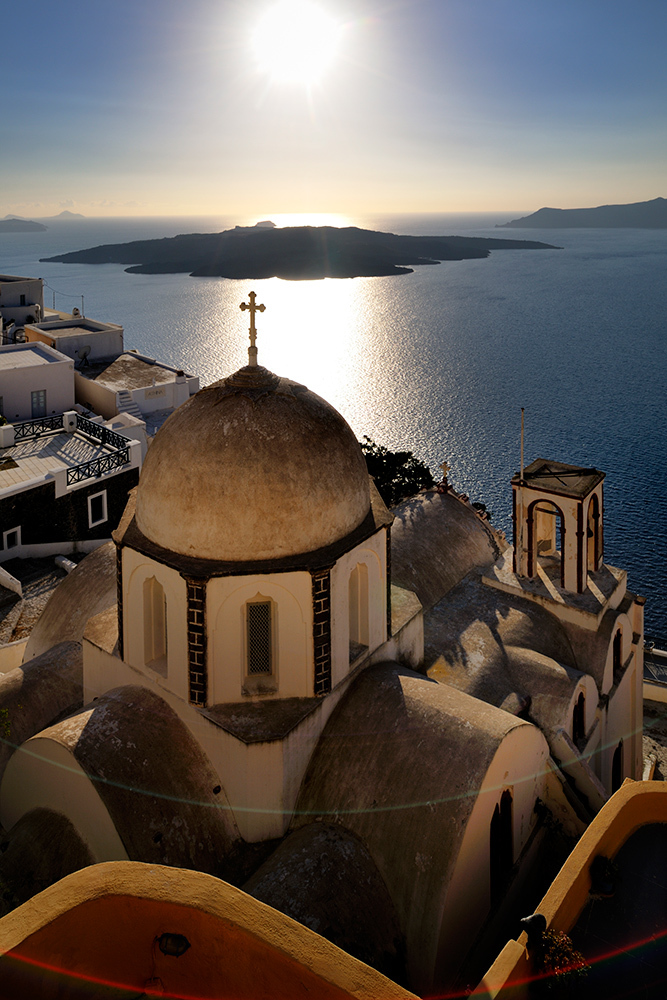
4,0,666,216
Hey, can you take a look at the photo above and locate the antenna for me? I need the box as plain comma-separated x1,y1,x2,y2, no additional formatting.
76,345,91,367
520,407,525,483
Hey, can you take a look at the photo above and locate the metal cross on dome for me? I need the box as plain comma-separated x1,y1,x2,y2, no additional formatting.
240,291,266,367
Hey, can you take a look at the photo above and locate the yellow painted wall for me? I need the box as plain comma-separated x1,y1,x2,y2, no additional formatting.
0,862,418,1000
476,781,667,999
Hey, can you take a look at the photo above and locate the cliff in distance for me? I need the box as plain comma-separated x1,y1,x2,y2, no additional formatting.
500,197,667,229
41,224,559,279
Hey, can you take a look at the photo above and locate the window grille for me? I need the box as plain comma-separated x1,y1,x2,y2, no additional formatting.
247,602,272,675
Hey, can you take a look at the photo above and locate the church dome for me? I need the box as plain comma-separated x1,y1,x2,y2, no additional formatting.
135,365,371,562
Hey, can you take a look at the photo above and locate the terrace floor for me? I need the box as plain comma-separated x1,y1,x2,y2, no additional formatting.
0,431,111,491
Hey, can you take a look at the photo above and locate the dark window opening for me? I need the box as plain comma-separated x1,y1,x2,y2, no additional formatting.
89,492,107,526
572,692,586,746
612,741,624,793
613,628,622,675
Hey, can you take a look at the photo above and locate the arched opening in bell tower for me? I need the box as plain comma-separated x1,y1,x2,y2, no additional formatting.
587,492,601,572
527,499,565,589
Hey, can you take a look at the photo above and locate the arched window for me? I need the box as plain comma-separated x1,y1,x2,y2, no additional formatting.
613,628,623,676
348,563,369,662
143,576,167,675
587,493,601,572
572,691,586,746
489,789,513,906
612,740,624,793
246,598,273,677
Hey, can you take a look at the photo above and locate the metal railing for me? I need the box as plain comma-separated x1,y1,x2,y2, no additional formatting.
66,447,130,486
12,412,132,485
76,414,128,451
14,414,64,440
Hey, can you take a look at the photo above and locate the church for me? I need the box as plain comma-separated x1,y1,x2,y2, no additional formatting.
0,294,643,996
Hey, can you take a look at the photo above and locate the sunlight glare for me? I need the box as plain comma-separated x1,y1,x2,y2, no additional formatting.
252,1,342,84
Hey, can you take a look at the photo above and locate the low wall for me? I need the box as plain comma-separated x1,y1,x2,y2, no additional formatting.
644,679,667,705
476,780,667,998
0,861,417,1000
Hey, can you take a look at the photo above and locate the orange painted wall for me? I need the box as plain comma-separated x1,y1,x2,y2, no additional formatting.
0,864,417,1000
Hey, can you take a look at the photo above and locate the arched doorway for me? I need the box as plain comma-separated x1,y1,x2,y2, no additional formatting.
490,789,513,906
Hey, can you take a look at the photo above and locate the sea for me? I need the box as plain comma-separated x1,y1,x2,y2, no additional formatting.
2,211,666,642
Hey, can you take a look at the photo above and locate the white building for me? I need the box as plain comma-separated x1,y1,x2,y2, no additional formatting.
0,411,141,564
75,351,199,435
0,275,44,330
0,342,75,422
25,316,124,364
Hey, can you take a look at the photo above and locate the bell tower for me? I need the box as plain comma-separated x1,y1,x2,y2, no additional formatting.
512,459,604,594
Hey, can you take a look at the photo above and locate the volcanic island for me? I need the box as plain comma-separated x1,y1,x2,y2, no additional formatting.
41,223,560,280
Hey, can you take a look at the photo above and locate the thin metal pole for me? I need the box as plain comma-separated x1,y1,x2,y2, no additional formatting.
520,407,525,483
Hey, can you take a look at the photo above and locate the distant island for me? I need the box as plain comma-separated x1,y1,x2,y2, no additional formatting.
499,197,667,229
40,210,85,220
41,224,559,279
0,218,47,233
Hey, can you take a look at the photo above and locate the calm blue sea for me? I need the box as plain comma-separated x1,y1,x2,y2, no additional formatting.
2,212,666,641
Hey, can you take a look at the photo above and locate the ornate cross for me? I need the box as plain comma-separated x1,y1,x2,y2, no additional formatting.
240,291,266,367
439,461,451,479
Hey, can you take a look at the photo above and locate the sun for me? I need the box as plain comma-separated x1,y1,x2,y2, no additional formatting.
252,1,342,85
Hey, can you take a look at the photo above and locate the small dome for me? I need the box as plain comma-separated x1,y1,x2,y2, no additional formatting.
135,366,370,562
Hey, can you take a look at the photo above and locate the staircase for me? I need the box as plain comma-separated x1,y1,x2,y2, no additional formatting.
116,390,144,421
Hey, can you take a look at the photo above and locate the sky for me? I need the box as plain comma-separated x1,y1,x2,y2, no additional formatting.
4,0,666,217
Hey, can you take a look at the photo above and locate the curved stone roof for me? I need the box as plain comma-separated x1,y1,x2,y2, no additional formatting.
32,685,238,873
559,601,633,692
0,641,82,783
424,574,581,726
390,491,506,610
244,823,405,984
135,366,371,562
425,573,577,670
24,542,116,661
0,808,93,915
294,662,542,988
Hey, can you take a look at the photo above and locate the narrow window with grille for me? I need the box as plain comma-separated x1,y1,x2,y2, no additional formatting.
247,601,272,675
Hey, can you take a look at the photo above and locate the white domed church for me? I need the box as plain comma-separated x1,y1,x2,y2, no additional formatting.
0,297,644,996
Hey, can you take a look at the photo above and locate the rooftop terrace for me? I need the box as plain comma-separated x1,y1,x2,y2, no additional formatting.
0,415,132,495
0,343,68,370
